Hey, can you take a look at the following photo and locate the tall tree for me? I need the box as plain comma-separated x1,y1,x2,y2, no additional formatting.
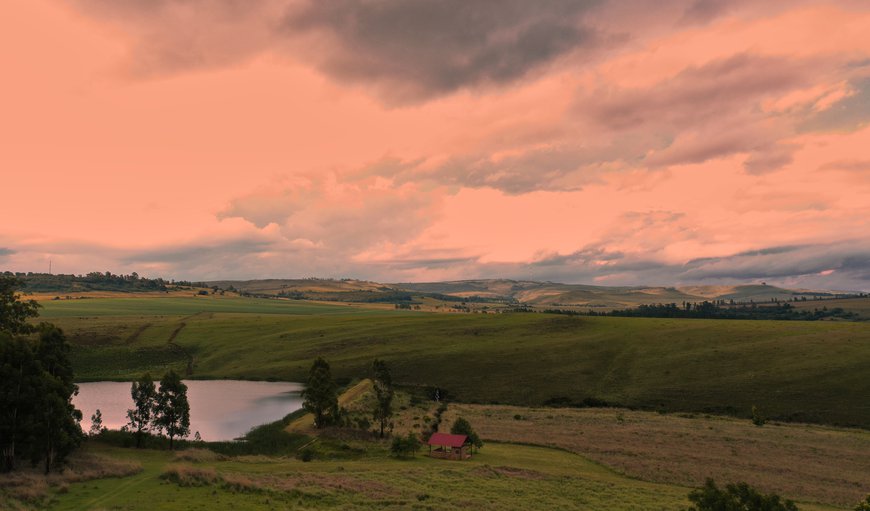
32,325,83,474
0,276,40,335
126,373,157,448
371,359,394,438
0,334,41,472
301,357,338,429
154,370,190,450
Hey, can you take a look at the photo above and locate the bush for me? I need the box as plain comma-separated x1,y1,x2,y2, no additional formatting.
752,406,766,427
687,479,798,511
390,433,421,458
854,495,870,511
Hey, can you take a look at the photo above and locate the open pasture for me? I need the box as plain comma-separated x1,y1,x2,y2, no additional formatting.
39,296,870,428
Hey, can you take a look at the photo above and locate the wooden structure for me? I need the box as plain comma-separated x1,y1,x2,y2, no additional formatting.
427,432,472,460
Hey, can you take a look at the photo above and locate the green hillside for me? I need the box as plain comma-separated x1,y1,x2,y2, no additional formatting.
39,296,870,428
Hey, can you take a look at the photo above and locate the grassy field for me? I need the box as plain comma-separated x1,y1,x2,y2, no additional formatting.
442,404,870,508
37,295,870,428
35,442,703,511
5,410,855,511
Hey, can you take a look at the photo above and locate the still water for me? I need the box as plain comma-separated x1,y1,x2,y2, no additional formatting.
73,380,303,442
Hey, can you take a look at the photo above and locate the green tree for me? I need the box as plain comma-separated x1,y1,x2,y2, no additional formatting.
687,479,798,511
32,325,83,474
371,358,394,438
390,432,421,458
154,370,190,450
0,334,42,472
0,276,40,335
301,357,338,429
855,495,870,511
126,373,157,448
450,417,483,453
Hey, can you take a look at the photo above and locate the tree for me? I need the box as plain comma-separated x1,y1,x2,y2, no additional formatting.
89,409,104,437
390,432,421,458
0,334,42,472
154,370,190,450
371,359,394,438
126,373,157,448
687,479,799,511
301,357,338,429
855,495,870,511
0,276,40,335
32,325,83,474
450,417,483,453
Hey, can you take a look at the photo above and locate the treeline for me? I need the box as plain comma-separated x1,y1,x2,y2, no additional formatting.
5,271,215,294
543,301,859,321
0,276,83,473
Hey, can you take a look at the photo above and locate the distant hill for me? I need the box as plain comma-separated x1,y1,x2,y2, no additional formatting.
201,277,853,308
10,271,853,308
394,279,846,307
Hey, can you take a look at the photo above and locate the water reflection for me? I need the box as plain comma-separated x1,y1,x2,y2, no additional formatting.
74,380,303,442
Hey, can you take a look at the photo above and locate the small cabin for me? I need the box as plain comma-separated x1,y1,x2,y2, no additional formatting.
427,432,472,460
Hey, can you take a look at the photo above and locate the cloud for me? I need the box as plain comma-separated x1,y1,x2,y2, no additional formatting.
818,159,870,172
487,241,870,291
218,170,444,254
282,0,600,103
800,77,870,133
0,248,14,257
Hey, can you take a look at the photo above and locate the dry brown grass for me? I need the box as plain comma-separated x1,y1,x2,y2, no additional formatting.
0,451,142,508
443,404,870,507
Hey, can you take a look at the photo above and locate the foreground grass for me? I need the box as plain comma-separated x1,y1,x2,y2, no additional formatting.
29,437,846,511
30,443,708,510
40,296,870,428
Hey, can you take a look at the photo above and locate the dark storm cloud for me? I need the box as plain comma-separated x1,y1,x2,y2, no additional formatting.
283,0,600,102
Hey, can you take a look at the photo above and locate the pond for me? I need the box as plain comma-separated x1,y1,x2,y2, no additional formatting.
73,380,304,442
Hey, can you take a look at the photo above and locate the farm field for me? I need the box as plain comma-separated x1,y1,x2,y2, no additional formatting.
442,404,870,508
36,295,870,428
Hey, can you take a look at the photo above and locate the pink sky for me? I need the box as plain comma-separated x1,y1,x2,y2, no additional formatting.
2,0,869,290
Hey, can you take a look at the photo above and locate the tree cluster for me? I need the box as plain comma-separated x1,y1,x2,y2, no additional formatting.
1,276,83,474
125,370,190,450
546,301,859,321
687,479,798,511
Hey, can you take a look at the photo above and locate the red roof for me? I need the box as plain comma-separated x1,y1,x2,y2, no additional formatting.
427,432,468,448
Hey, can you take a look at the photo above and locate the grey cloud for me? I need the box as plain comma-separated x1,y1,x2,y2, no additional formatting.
283,0,600,103
583,54,815,131
492,241,870,291
743,143,798,174
121,238,275,265
800,77,870,133
818,159,870,172
0,248,14,257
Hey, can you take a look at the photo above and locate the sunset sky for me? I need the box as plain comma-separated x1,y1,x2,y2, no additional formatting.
2,0,869,290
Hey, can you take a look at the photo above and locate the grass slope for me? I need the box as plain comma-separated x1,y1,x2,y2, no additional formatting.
40,297,870,428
